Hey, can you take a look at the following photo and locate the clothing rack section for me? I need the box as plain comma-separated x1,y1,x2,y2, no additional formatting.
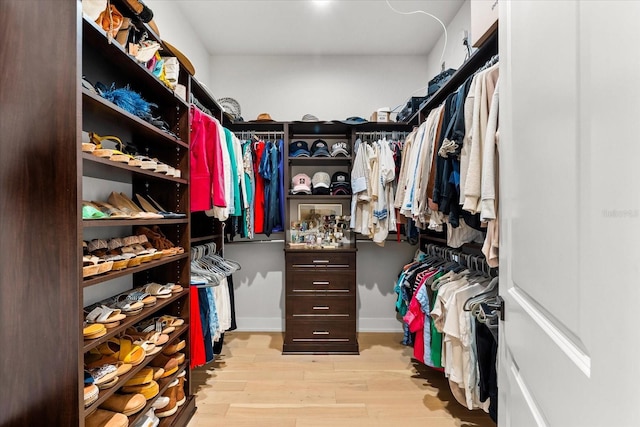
394,53,500,267
348,132,408,246
190,107,262,244
395,243,499,422
189,243,239,368
223,131,285,240
408,30,498,125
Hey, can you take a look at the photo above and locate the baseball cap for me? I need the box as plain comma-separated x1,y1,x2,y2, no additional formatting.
331,171,350,187
311,139,331,157
301,114,320,122
312,172,331,195
331,141,350,157
291,173,312,194
289,140,310,157
339,116,368,125
332,186,352,196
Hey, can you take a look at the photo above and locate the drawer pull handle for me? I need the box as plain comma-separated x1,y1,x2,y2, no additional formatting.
312,331,330,335
312,306,329,310
313,259,330,264
312,281,329,285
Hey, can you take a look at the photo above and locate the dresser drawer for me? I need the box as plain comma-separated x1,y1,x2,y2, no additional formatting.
286,271,354,294
286,319,356,344
287,252,355,269
288,296,354,319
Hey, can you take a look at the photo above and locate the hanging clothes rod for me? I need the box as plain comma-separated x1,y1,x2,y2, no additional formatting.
421,243,495,276
236,130,286,141
355,131,409,141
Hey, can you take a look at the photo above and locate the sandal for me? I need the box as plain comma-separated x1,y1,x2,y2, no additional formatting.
91,201,132,219
145,282,173,299
82,202,114,221
85,305,126,324
81,131,96,153
114,337,146,366
90,133,123,158
132,155,157,170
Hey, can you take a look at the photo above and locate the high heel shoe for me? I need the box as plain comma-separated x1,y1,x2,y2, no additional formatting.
109,192,163,219
135,194,186,219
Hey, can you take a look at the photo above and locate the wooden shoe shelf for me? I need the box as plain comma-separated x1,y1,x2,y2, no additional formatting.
77,5,230,425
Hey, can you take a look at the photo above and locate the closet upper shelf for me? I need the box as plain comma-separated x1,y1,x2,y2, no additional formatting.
289,122,350,135
83,153,187,184
190,77,234,123
407,30,498,125
83,89,188,149
82,16,188,109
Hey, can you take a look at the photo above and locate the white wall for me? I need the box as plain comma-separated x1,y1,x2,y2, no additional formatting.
225,240,417,332
208,55,430,122
205,3,472,333
144,0,212,86
424,0,472,80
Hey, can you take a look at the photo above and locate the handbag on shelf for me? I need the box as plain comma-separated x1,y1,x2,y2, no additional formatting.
96,0,124,41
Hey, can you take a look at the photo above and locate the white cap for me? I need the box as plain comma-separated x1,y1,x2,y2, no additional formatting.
311,172,331,189
291,173,312,194
331,141,349,157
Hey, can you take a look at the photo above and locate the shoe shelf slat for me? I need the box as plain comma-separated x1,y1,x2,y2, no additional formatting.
83,253,188,289
82,17,188,110
82,153,188,185
85,327,189,417
83,293,188,353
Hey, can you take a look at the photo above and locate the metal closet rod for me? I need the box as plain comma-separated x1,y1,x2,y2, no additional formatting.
355,131,409,139
235,131,286,140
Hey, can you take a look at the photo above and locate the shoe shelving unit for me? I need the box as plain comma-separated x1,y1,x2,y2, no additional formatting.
80,6,195,427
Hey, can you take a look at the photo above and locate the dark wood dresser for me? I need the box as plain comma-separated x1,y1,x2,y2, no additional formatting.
283,248,359,354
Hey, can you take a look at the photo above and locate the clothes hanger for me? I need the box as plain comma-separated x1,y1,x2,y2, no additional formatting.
463,276,499,312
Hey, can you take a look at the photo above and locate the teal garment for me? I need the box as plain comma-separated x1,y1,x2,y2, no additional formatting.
429,273,444,368
242,141,254,238
224,128,241,216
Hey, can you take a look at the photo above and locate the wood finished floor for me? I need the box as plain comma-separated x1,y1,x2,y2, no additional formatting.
188,332,495,427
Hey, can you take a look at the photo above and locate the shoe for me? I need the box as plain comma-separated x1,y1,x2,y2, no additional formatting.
123,367,154,387
162,339,185,356
85,409,129,427
155,378,178,418
135,194,185,218
100,392,147,416
84,384,99,407
176,370,186,406
108,192,163,219
121,380,159,400
149,353,179,372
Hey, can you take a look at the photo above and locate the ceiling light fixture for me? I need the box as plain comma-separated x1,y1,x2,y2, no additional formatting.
312,0,331,8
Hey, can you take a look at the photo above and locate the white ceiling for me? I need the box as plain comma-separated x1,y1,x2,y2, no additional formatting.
176,0,464,56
